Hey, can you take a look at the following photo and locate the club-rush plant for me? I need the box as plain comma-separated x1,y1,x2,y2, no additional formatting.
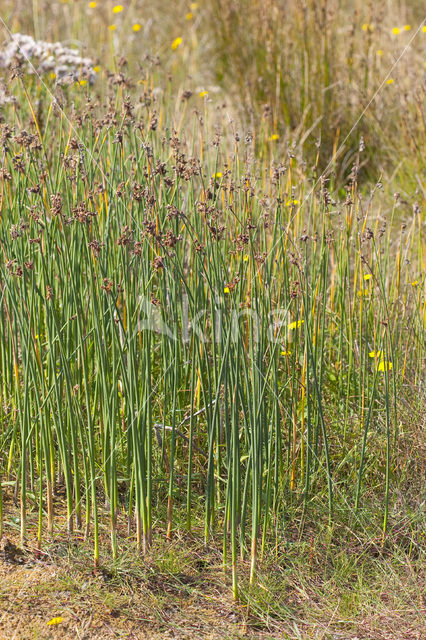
0,13,424,602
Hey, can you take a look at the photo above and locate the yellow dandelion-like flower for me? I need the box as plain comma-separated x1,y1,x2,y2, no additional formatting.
186,12,193,20
171,37,183,50
78,79,87,86
403,25,411,31
386,78,394,84
362,23,374,32
289,320,304,330
224,287,230,294
378,361,392,372
364,273,372,280
190,2,198,9
93,65,101,73
108,24,116,30
292,199,299,205
89,1,97,8
47,617,63,626
377,49,384,56
281,350,291,356
243,255,249,262
423,26,426,33
212,172,222,178
112,5,123,13
50,72,56,79
132,23,141,32
369,350,383,358
392,27,400,34
268,133,279,141
199,90,208,97
411,280,418,286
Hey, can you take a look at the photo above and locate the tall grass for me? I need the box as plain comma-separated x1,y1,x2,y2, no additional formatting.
0,1,425,601
207,0,426,182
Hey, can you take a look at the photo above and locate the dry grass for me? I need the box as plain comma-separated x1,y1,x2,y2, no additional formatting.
1,538,424,640
207,0,426,183
0,490,424,640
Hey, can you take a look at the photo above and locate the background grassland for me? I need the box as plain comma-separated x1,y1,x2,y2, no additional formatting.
0,1,425,639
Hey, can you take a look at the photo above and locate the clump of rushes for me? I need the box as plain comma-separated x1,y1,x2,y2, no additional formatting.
0,54,424,601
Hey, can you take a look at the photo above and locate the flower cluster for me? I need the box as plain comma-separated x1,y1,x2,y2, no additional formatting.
369,350,393,372
0,81,15,106
0,33,97,86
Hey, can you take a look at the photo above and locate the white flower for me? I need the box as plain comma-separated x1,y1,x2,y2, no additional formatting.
0,33,97,85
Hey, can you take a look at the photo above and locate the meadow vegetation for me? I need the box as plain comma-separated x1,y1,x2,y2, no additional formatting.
0,1,424,638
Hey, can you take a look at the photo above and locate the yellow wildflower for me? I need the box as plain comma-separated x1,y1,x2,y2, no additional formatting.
50,72,56,79
377,49,384,56
281,350,291,356
213,172,222,178
423,26,426,33
78,79,87,86
392,27,400,34
171,37,183,50
403,25,411,31
112,5,123,13
268,133,279,141
132,24,141,32
224,287,230,294
47,617,63,626
357,288,369,296
386,78,394,84
411,280,418,286
243,255,249,262
289,320,304,330
362,23,374,32
186,12,193,20
89,1,97,7
199,90,208,98
369,350,383,358
364,274,372,280
108,24,116,30
378,361,392,372
190,2,198,9
93,65,101,73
